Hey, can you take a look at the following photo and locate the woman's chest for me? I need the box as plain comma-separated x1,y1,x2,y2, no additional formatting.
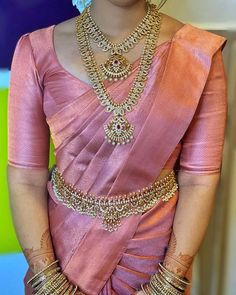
42,43,170,119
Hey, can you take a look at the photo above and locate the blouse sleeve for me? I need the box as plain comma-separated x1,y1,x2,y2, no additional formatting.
8,34,50,169
179,46,227,174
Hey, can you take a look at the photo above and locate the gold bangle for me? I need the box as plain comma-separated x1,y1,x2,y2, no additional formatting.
42,273,67,294
152,280,165,295
33,275,56,294
27,260,59,285
158,268,185,291
140,283,148,295
150,280,169,295
149,279,160,294
141,283,154,295
158,262,191,286
151,274,179,295
72,285,78,295
61,281,71,294
31,267,61,289
156,272,183,295
34,272,62,295
54,277,68,294
63,283,74,295
28,259,80,295
46,273,67,292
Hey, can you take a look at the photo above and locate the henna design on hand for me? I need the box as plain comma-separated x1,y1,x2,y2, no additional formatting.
163,230,193,277
23,228,55,274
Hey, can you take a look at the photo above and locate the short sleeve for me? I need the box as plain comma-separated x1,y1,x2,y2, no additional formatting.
8,34,50,169
179,46,227,174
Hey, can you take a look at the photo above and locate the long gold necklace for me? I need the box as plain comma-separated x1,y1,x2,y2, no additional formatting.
76,4,161,145
84,3,154,81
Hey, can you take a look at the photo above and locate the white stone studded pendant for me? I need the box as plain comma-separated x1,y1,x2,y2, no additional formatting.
104,115,134,145
100,53,132,81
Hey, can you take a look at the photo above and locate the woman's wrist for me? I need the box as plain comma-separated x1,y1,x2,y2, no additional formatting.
140,262,191,295
27,259,85,294
162,254,191,278
162,230,194,278
23,228,57,275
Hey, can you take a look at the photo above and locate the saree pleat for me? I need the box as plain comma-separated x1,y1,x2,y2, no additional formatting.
45,184,179,294
43,184,178,294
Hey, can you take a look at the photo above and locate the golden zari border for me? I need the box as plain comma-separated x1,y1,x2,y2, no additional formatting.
51,166,178,232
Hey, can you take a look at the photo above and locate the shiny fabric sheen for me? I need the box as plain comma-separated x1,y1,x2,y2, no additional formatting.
8,22,227,295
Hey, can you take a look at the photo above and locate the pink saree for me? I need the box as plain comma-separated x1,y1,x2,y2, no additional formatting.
8,22,227,295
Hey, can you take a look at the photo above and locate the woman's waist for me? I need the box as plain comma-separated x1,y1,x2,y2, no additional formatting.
48,164,178,231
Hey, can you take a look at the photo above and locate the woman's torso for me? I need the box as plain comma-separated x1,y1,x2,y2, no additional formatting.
27,24,182,196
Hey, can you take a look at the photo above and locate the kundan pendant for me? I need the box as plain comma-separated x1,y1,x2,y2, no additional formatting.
76,4,162,147
100,53,132,81
104,115,134,145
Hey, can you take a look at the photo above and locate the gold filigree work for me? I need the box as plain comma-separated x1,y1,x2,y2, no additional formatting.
85,3,153,81
51,166,178,232
75,4,162,145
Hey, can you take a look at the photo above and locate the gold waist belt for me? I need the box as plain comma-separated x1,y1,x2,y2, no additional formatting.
51,166,178,232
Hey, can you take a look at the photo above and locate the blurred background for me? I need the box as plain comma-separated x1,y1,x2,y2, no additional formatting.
0,0,235,294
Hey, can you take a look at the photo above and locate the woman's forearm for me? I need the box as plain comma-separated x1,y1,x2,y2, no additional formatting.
163,171,221,277
7,165,56,275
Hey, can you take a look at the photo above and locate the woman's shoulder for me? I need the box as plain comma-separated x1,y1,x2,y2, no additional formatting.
25,24,55,51
13,24,55,65
18,17,77,57
165,13,227,55
12,23,61,79
160,13,226,53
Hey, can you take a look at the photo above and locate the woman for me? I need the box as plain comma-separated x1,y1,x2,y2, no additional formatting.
7,0,227,294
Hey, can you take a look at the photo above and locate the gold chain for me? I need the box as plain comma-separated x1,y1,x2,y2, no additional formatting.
84,3,154,81
85,3,153,53
76,3,162,145
51,166,178,232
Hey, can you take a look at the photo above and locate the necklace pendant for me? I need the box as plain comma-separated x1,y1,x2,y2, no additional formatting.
100,54,132,81
104,115,134,145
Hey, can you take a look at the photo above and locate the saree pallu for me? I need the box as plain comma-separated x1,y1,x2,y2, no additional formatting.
8,21,227,295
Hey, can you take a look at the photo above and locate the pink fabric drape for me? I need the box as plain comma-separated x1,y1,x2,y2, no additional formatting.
8,21,227,295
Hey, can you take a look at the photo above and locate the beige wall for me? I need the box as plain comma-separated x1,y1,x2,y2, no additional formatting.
161,0,236,29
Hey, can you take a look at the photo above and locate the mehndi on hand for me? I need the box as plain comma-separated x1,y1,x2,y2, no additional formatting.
27,260,84,294
140,262,191,295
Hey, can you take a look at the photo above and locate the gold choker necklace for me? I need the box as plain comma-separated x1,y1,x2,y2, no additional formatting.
84,3,154,81
76,3,162,145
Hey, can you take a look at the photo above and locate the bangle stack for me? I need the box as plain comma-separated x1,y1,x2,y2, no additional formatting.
27,260,83,294
141,262,191,295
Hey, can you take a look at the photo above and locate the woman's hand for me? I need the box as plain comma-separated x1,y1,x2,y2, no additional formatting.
7,166,57,274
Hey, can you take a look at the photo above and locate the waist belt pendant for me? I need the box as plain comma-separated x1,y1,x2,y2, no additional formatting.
51,166,178,232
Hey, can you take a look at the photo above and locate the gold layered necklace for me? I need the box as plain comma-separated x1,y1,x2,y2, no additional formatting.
76,3,162,145
84,3,153,81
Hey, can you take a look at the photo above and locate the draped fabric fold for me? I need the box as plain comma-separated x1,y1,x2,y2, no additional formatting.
20,23,227,295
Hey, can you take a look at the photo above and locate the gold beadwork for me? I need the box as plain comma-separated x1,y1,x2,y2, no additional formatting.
51,166,178,232
85,3,153,81
75,3,162,145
